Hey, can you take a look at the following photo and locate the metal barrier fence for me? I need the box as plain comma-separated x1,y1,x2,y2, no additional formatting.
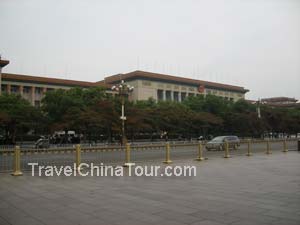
0,139,298,175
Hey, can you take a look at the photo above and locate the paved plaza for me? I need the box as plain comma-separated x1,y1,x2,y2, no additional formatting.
0,151,300,225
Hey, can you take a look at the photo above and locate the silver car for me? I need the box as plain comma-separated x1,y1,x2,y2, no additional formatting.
205,136,240,151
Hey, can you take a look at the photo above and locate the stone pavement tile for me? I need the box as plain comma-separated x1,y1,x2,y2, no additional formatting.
230,214,278,225
190,220,227,225
154,209,201,225
190,209,241,225
0,216,10,225
261,209,300,222
2,215,44,225
42,218,74,225
270,218,300,225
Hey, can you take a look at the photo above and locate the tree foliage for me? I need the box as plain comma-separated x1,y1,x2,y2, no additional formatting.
1,88,299,143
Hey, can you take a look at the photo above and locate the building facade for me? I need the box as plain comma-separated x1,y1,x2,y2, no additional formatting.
0,73,97,106
103,71,249,102
0,59,249,106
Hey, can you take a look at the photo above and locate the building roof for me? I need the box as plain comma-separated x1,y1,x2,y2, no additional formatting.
2,73,95,88
104,70,249,93
0,59,9,68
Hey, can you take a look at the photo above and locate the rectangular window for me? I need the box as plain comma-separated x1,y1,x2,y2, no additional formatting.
173,92,179,102
157,89,164,101
35,87,42,94
181,92,186,101
166,91,171,100
11,85,19,93
23,86,31,93
1,85,6,93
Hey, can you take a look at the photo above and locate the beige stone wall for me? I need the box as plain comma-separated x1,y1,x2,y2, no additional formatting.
1,80,71,106
128,79,245,102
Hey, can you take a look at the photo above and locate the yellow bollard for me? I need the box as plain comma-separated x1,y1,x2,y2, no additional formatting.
195,142,205,161
266,140,272,154
123,143,134,167
246,139,252,156
163,142,172,164
11,146,23,176
223,141,231,158
75,144,81,171
282,139,288,153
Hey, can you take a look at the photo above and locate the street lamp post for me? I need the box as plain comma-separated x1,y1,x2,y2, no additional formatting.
111,80,134,145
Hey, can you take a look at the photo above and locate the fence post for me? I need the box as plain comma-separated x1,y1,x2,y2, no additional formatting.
163,142,172,164
266,140,271,155
223,141,231,158
75,144,81,171
195,142,205,161
246,139,252,156
123,143,134,167
282,139,288,153
11,146,23,176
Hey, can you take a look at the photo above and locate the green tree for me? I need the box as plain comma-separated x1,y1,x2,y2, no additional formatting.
0,94,42,144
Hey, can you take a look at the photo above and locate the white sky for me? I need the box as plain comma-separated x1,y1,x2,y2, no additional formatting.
1,0,299,100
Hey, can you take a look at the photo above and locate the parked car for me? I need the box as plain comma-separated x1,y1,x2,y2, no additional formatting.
205,136,240,151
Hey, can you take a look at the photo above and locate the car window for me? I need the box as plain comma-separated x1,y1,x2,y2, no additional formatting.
211,137,224,141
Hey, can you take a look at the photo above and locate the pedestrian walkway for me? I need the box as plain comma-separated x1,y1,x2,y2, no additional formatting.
0,151,299,225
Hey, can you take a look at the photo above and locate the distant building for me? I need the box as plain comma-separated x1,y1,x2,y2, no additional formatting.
261,97,299,108
247,97,299,108
261,97,298,105
0,58,249,106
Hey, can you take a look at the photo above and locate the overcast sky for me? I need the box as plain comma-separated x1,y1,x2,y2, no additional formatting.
1,0,299,100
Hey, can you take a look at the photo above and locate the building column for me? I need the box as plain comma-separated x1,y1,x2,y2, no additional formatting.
7,84,11,94
163,90,166,101
178,92,182,102
31,86,35,106
171,91,174,101
42,87,47,96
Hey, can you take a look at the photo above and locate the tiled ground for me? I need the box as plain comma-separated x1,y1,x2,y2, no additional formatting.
0,151,300,225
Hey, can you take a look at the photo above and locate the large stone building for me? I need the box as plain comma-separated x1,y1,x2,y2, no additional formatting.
0,58,249,106
103,70,249,102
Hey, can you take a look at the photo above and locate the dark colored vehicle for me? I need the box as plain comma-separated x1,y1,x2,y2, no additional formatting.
205,136,240,151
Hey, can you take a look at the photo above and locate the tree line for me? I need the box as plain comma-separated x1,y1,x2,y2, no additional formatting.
0,87,299,144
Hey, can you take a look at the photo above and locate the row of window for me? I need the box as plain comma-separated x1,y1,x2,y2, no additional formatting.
206,89,243,98
142,81,242,98
157,90,199,102
1,85,55,94
157,89,236,102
